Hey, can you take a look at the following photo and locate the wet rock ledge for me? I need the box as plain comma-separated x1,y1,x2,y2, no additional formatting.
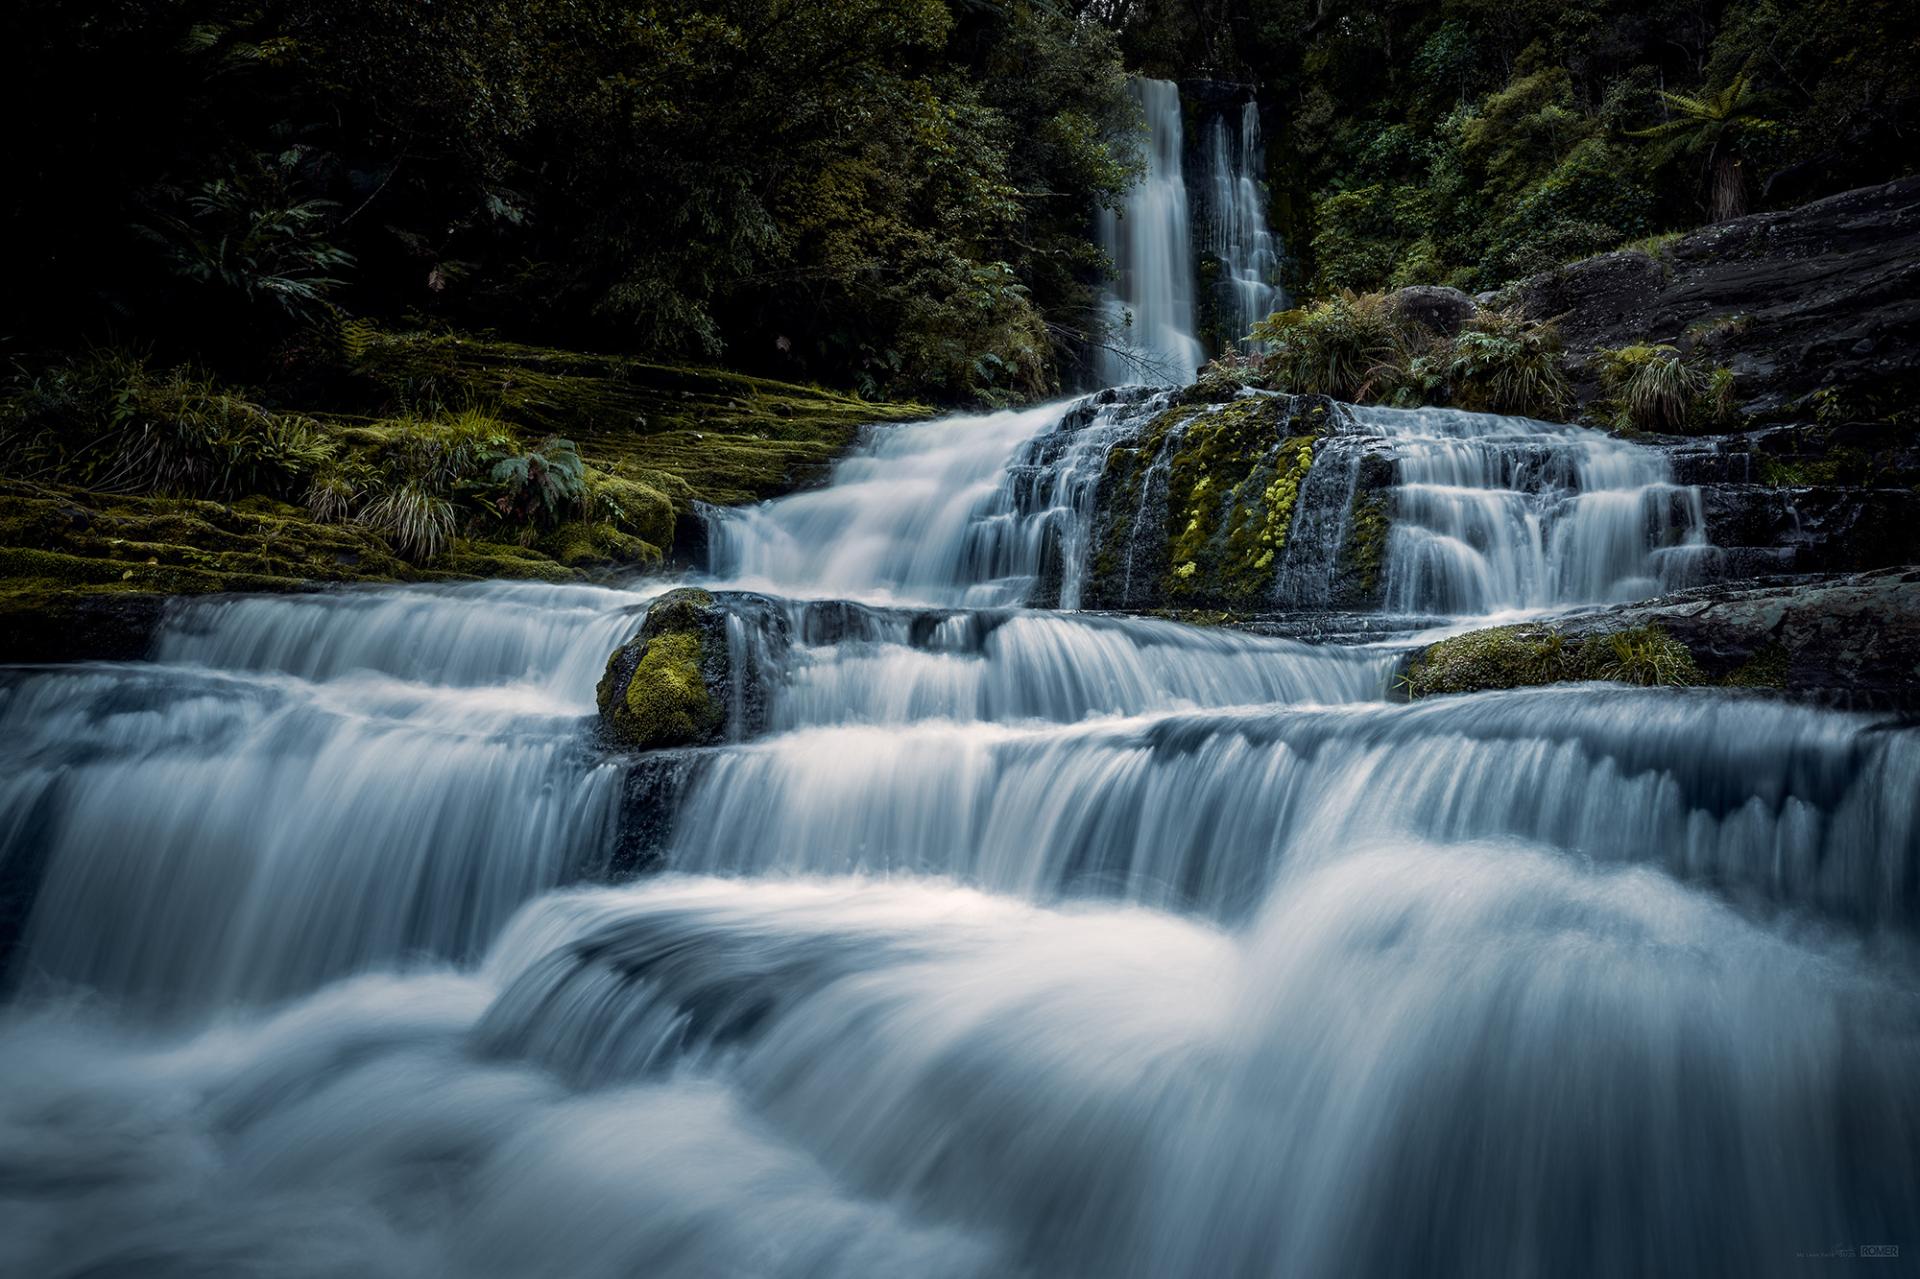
1401,569,1920,709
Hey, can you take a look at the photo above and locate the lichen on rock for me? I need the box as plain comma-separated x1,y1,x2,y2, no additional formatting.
594,587,794,750
1400,623,1701,699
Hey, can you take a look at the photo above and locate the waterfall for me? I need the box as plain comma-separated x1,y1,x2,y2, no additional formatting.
706,392,1156,608
0,583,641,1014
3,382,1916,1270
1202,99,1283,347
1358,405,1717,614
1097,79,1203,386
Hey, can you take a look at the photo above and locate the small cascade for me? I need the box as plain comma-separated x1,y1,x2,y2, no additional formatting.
1270,427,1380,609
653,687,1920,927
1201,99,1282,348
760,607,1393,731
1097,79,1203,386
708,392,1160,609
1358,405,1716,614
0,583,642,1014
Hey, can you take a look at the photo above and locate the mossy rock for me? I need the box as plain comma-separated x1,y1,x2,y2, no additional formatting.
1400,623,1702,699
1083,392,1338,611
595,588,730,751
349,330,931,512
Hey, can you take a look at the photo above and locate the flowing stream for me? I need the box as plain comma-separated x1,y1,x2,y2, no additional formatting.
2,392,1916,1277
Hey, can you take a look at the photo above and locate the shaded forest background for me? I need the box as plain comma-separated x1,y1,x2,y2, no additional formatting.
4,0,1917,404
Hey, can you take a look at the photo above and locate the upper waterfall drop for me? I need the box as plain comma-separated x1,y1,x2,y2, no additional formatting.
1201,99,1282,349
1097,79,1204,387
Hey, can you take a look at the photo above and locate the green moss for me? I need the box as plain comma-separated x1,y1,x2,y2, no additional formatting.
1342,493,1391,600
611,630,718,750
1723,642,1791,689
1151,398,1320,607
539,520,660,568
0,479,589,648
1617,230,1684,260
597,594,726,751
349,330,931,509
1401,623,1701,698
3,333,940,633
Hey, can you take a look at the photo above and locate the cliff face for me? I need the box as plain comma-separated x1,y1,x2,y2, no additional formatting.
1516,175,1920,426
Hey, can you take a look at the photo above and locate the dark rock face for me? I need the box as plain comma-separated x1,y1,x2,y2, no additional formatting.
1387,285,1477,339
1571,569,1920,706
0,591,170,663
596,588,789,751
1697,483,1920,575
1517,176,1920,420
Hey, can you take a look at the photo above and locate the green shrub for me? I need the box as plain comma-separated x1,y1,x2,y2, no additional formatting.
1445,310,1569,418
489,436,587,527
1251,291,1412,401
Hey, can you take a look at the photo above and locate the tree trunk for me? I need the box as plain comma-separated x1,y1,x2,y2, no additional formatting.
1710,153,1748,222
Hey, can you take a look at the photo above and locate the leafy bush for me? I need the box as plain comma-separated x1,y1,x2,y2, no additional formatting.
1445,310,1569,418
490,436,586,527
133,150,354,323
1251,292,1412,401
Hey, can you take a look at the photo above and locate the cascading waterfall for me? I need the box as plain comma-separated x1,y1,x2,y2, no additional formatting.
1358,404,1717,613
3,380,1916,1275
1202,98,1282,348
0,583,641,1014
1096,79,1204,386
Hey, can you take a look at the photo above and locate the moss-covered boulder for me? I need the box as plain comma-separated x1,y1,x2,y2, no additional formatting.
1399,623,1701,699
594,588,793,750
596,589,731,751
1399,570,1920,707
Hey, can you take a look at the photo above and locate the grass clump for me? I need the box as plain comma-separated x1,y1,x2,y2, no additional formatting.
1598,344,1702,431
1595,344,1736,433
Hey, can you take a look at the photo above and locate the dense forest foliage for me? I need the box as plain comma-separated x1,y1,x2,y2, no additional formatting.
3,0,1915,403
1111,0,1920,294
4,0,1138,403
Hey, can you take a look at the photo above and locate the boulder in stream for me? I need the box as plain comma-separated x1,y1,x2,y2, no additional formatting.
597,588,794,751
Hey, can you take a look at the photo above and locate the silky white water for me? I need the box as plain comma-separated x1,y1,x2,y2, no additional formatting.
2,392,1915,1277
1358,404,1716,612
1096,79,1204,386
1202,99,1282,347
